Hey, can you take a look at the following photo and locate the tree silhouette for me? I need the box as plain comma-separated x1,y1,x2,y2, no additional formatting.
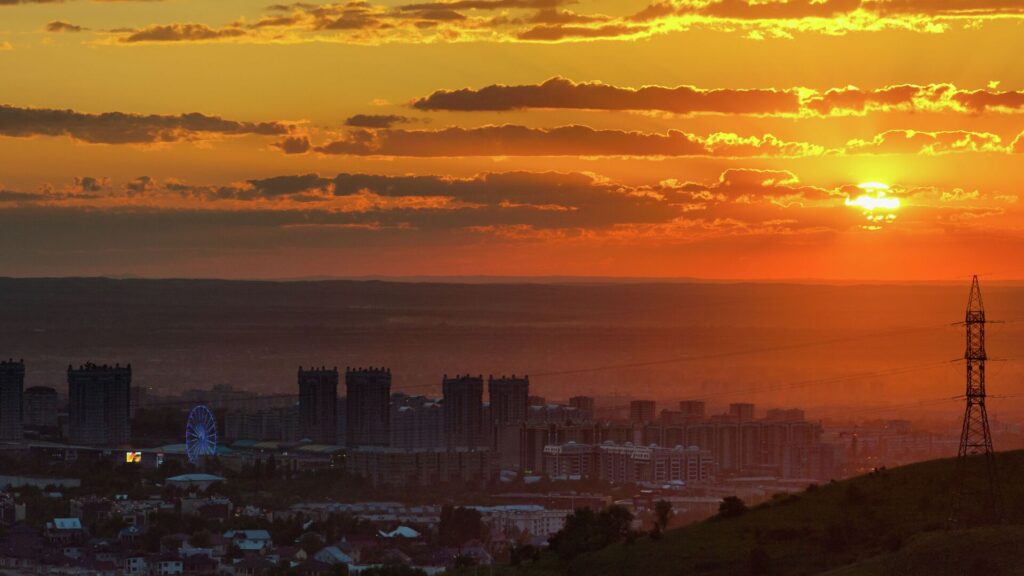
718,496,748,519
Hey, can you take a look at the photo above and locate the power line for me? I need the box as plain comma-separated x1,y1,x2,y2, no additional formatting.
140,358,959,411
138,318,1018,410
530,322,957,378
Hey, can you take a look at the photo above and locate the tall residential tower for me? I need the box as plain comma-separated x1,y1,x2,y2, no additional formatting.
0,359,24,440
68,363,131,446
345,367,391,447
299,366,338,444
443,374,484,448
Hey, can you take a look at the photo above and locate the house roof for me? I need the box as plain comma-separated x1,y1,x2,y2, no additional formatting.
224,529,272,541
313,546,354,565
235,555,275,569
378,526,421,539
50,518,83,530
167,473,225,483
296,558,332,573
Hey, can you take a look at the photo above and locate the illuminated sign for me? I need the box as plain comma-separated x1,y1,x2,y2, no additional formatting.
125,451,142,464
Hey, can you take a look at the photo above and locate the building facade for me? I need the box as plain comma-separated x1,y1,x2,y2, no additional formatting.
443,374,484,449
678,400,706,419
68,363,131,446
24,386,57,429
298,367,338,444
391,395,444,449
224,405,300,442
344,446,496,488
629,400,656,424
543,441,714,484
345,367,391,447
568,396,595,421
0,360,24,440
488,375,529,426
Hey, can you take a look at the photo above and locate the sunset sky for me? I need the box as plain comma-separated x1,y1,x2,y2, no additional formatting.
3,0,1024,280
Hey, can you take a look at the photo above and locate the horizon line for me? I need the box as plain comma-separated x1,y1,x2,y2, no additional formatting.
0,274,1021,286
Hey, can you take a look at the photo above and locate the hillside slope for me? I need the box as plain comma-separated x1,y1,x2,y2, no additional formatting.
568,451,1024,576
822,526,1024,575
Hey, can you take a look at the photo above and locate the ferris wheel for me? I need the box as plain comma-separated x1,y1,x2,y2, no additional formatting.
185,405,218,464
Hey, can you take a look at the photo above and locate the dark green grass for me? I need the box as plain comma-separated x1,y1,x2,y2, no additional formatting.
560,451,1024,576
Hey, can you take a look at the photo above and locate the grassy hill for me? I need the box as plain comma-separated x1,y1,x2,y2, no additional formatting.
560,451,1024,576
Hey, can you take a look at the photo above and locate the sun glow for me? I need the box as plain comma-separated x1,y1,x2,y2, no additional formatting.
847,182,899,230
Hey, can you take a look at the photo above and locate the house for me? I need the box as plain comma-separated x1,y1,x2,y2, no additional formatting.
295,558,333,576
269,545,303,564
153,554,185,575
378,526,421,540
313,546,354,566
233,554,275,576
62,544,83,560
335,537,373,563
45,518,87,545
224,529,273,553
86,558,120,576
70,496,114,528
161,534,188,555
437,544,493,567
166,474,226,492
1,523,43,566
183,553,218,575
377,548,413,566
124,555,148,574
119,525,143,546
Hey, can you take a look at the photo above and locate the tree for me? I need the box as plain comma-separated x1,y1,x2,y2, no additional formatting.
548,505,634,563
438,506,482,547
718,496,748,519
189,530,212,548
654,500,673,532
509,544,538,566
299,532,325,555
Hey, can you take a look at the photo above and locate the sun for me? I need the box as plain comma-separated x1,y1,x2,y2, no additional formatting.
846,182,899,229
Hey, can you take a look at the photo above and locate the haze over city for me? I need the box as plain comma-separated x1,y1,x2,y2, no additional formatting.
2,0,1024,575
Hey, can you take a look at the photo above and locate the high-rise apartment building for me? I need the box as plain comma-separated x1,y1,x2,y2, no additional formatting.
345,367,391,447
0,359,24,440
298,366,338,444
24,386,58,428
488,375,529,426
568,396,595,421
729,403,756,421
629,400,656,424
679,400,706,419
443,374,484,449
391,394,444,449
68,363,131,446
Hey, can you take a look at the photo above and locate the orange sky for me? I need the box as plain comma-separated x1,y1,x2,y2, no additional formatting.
2,0,1024,280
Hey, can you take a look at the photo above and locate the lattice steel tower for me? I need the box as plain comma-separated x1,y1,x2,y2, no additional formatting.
950,275,998,526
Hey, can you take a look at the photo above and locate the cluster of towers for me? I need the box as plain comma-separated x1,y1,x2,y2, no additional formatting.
0,361,132,447
297,366,530,449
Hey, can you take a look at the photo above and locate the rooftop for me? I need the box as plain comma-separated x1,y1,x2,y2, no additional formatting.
167,473,225,483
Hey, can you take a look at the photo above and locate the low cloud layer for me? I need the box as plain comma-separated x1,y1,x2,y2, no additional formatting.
0,168,1013,276
295,125,824,157
0,105,293,144
71,0,1024,47
413,78,1024,116
281,125,1024,158
2,168,1006,236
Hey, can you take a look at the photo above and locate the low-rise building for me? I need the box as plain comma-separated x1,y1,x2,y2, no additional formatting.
344,447,497,488
543,442,713,484
472,505,570,540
